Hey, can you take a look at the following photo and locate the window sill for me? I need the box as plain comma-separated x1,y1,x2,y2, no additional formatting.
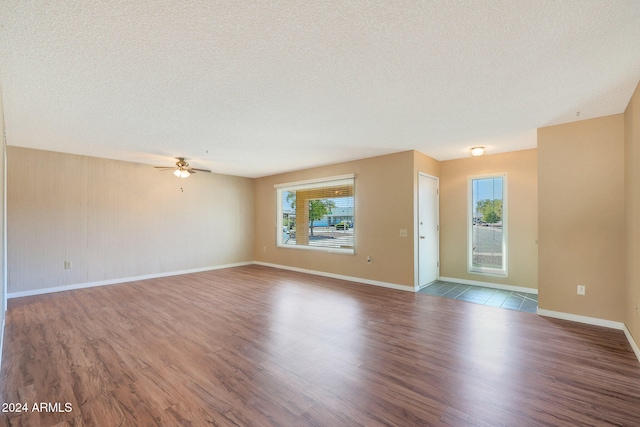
468,268,508,277
277,244,355,255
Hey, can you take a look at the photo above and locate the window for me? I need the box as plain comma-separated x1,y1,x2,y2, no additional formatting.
468,174,507,276
276,175,355,254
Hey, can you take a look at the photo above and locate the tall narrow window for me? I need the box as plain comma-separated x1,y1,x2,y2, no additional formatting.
468,174,507,276
276,175,355,254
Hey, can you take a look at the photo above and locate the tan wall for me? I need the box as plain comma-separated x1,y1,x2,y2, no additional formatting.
439,149,538,289
625,82,640,341
7,146,254,294
254,151,439,289
538,115,625,321
413,151,441,184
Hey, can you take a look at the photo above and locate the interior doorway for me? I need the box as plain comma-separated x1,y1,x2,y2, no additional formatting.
418,173,439,288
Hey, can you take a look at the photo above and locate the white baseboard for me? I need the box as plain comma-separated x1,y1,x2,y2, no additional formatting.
438,276,538,295
536,308,624,330
253,261,416,292
623,324,640,364
6,262,253,299
537,308,640,364
6,261,638,366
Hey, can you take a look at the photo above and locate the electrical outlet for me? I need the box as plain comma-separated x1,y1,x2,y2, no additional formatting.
577,285,586,296
400,229,407,237
64,261,72,269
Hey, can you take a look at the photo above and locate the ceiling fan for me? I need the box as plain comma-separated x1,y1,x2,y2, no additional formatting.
154,157,211,178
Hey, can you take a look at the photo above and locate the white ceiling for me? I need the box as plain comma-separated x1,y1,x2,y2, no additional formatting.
1,1,640,178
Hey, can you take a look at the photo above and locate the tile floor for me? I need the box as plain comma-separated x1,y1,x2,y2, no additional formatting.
418,281,538,313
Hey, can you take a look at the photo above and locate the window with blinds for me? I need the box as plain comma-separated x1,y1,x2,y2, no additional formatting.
468,174,508,276
276,175,355,254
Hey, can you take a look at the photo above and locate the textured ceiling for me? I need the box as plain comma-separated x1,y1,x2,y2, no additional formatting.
1,1,640,178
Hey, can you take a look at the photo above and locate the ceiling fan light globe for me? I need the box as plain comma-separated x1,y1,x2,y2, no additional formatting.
173,169,190,178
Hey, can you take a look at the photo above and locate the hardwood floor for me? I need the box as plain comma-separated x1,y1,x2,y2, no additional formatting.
1,264,639,426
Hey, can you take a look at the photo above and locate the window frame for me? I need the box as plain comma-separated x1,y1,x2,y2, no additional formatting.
275,174,355,254
467,173,508,277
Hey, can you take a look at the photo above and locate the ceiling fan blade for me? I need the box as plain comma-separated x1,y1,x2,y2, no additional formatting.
154,159,210,175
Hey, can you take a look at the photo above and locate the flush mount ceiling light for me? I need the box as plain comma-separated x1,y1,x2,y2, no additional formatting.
470,146,485,157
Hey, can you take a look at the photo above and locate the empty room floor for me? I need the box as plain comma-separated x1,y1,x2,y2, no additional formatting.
419,281,538,313
1,265,639,426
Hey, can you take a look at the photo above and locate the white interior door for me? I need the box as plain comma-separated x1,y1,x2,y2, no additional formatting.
418,174,439,287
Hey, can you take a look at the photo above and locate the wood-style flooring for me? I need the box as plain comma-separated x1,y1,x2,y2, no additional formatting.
1,265,640,426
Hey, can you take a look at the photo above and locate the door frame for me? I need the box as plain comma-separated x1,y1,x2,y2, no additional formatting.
415,172,440,290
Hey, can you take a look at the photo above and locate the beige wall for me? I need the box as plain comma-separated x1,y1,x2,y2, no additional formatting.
538,115,625,321
625,82,640,341
439,149,538,289
413,150,441,179
7,146,254,294
254,151,439,289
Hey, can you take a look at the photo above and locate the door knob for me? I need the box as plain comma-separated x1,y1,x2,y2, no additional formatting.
420,236,425,239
